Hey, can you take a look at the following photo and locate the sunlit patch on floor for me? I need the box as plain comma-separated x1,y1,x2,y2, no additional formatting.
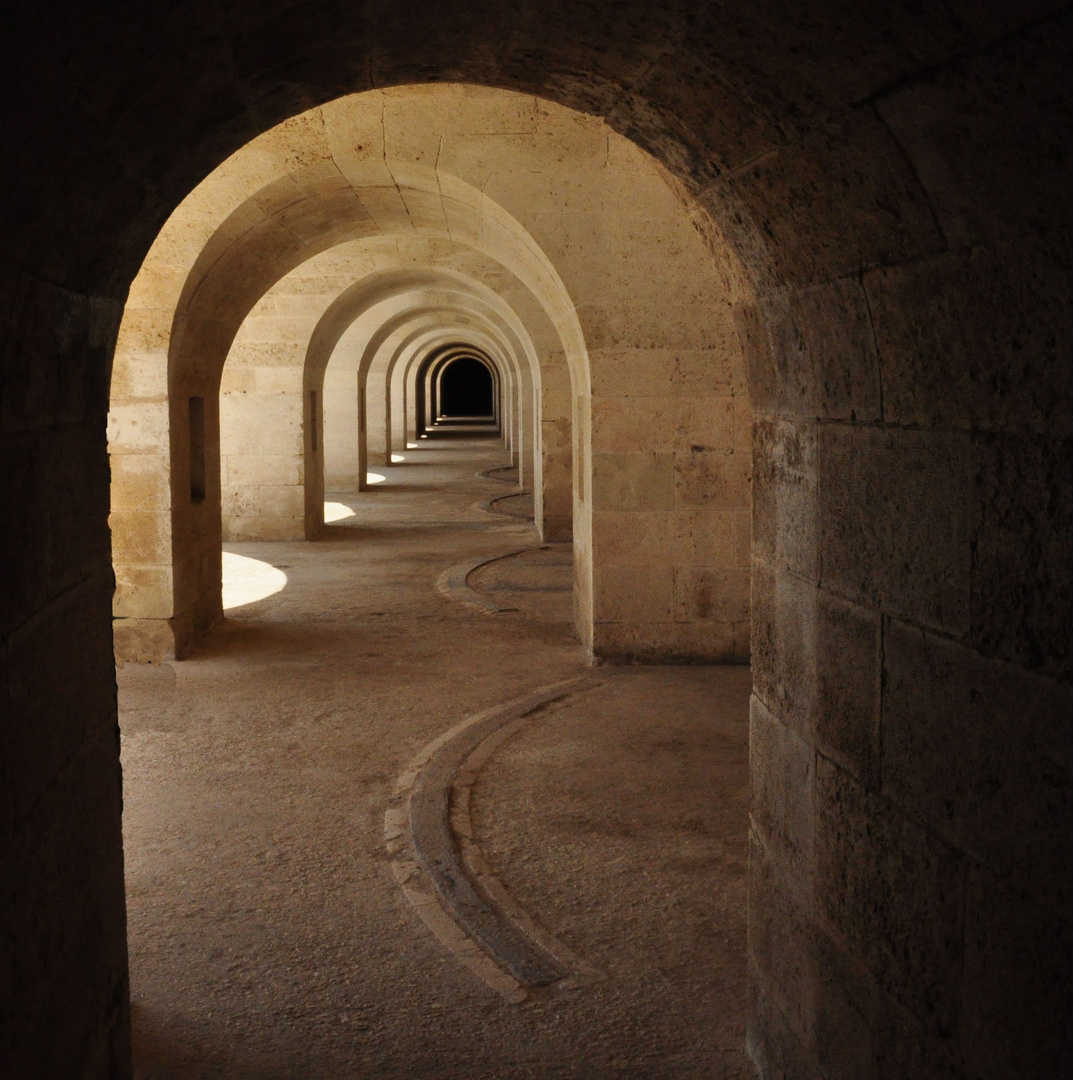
324,501,356,522
221,552,288,610
367,472,386,484
391,453,406,462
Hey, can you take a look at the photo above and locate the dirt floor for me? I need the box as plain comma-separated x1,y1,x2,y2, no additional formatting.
118,434,752,1079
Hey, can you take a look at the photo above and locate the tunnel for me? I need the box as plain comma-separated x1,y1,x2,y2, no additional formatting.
2,5,1072,1080
436,356,496,421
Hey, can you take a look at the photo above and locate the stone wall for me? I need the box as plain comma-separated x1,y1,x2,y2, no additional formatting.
1,5,1070,1079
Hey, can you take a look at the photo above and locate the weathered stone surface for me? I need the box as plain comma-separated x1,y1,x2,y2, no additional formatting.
752,417,817,581
961,868,1073,1080
883,620,1073,911
866,237,1073,435
819,424,972,634
817,758,966,1036
971,432,1073,680
751,695,815,884
720,109,945,290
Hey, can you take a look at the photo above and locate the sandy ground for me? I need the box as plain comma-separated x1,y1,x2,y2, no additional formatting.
119,435,752,1079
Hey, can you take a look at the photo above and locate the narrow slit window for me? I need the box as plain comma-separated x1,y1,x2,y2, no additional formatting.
189,396,205,503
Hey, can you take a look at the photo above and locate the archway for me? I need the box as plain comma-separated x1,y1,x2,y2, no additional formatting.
4,12,1069,1080
437,355,495,421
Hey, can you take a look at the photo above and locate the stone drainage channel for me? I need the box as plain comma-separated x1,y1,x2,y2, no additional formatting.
384,678,601,1003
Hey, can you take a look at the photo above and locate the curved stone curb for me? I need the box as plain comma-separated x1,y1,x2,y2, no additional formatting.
476,465,518,484
384,678,601,1002
435,548,547,613
478,491,533,520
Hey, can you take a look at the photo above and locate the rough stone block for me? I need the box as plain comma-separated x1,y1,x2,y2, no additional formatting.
814,591,881,788
878,18,1073,249
748,833,816,1040
866,238,1073,435
971,432,1073,680
591,619,739,663
750,695,816,885
0,433,49,635
961,868,1073,1080
593,509,746,568
108,509,170,568
819,424,971,634
591,394,736,453
591,451,674,511
7,724,127,1080
816,757,965,1034
6,573,116,823
750,562,817,739
112,564,173,621
673,447,750,509
112,618,175,665
753,416,818,581
883,620,1073,911
792,274,881,423
109,452,171,512
592,564,674,623
723,109,944,288
673,566,749,624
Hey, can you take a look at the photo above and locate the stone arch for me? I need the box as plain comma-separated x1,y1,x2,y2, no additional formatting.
6,12,1070,1080
428,351,500,423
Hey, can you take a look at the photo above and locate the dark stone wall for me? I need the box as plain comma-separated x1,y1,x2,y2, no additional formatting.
1,3,1069,1077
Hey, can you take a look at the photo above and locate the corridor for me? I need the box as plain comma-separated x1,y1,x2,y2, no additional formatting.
119,436,751,1080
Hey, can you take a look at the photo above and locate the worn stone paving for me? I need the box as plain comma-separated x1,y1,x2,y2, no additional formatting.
119,436,752,1079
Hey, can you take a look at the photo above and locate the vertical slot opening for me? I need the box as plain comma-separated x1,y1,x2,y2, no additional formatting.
189,396,205,503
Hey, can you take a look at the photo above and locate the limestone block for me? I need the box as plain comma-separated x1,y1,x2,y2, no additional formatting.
748,834,877,1080
108,348,169,399
816,757,965,1036
591,452,673,511
792,275,881,423
223,454,303,487
731,300,776,416
591,395,736,454
592,564,674,623
226,516,305,543
589,346,746,399
673,566,750,625
108,509,170,567
883,620,1073,910
580,300,736,351
107,400,169,454
593,509,747,568
753,566,879,792
248,485,306,520
113,616,175,665
218,367,257,393
3,720,128,1075
721,109,944,288
112,564,173,621
751,695,816,886
110,453,170,512
813,592,881,789
674,447,750,509
819,424,971,634
961,867,1073,1080
752,417,818,581
878,23,1073,249
591,619,740,663
6,572,116,815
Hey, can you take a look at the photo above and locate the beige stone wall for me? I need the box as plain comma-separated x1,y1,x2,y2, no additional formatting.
110,87,750,663
216,238,559,539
